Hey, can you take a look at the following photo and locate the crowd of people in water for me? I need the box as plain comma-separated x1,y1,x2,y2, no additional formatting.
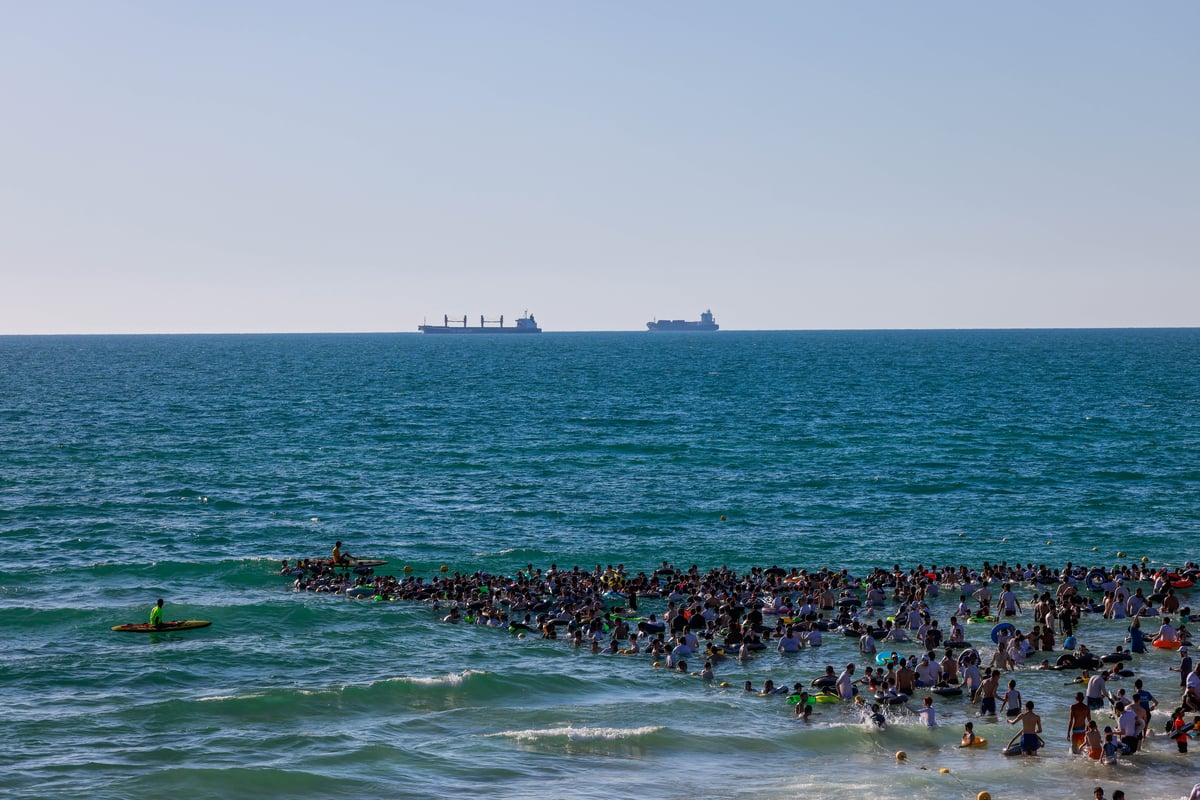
281,547,1200,788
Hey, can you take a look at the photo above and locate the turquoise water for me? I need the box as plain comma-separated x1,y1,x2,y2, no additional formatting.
2,330,1199,799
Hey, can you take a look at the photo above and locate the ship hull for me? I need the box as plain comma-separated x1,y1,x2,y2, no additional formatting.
646,322,719,332
418,326,541,334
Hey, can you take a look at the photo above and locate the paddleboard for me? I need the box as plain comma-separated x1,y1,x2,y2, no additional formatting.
111,620,212,633
321,558,387,568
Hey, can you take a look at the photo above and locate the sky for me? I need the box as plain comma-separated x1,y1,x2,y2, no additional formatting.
1,1,1197,334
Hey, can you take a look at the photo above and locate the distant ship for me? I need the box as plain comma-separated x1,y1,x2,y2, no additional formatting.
646,309,719,332
418,313,542,334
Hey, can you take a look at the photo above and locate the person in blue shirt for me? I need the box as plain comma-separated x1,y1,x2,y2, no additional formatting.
1132,678,1157,715
1128,617,1146,653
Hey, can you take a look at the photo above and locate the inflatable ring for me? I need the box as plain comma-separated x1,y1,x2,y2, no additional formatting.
1085,570,1106,592
933,686,964,696
1153,639,1182,649
1003,734,1044,756
813,693,840,703
876,651,902,665
967,736,988,748
990,622,1015,644
1173,579,1195,589
811,676,837,689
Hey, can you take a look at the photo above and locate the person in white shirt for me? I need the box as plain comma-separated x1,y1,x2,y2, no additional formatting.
836,663,857,700
777,627,802,653
913,695,938,727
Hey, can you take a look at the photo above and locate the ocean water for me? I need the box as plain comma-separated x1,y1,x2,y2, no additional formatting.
2,329,1199,800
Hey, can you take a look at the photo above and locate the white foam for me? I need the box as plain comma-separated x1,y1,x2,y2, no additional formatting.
493,725,663,742
391,669,487,687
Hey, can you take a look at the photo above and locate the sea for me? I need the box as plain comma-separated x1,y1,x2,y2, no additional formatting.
2,329,1198,800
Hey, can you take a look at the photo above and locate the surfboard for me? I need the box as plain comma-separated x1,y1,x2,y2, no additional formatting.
111,620,212,632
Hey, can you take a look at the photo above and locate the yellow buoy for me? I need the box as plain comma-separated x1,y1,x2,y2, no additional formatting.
403,565,412,573
958,533,964,537
1093,547,1099,552
440,565,449,572
978,793,991,800
1001,537,1008,542
895,750,907,761
719,681,730,688
720,515,727,521
1046,540,1053,545
939,767,950,774
1117,551,1125,558
1142,556,1149,563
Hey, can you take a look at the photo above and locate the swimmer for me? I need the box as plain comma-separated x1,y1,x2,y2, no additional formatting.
958,720,977,747
1067,692,1091,754
1009,700,1042,755
913,694,937,727
1083,720,1102,760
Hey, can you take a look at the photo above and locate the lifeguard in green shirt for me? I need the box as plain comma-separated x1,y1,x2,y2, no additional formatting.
150,598,164,629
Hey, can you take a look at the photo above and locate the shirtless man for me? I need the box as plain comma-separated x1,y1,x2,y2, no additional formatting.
1010,700,1043,754
978,669,1000,716
1067,691,1092,753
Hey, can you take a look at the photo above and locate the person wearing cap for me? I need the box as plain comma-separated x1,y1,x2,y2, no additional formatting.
1171,645,1193,688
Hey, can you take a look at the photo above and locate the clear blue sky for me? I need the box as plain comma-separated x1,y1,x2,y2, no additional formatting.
2,2,1197,333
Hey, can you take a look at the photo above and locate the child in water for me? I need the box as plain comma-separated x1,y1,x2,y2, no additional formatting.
959,721,978,747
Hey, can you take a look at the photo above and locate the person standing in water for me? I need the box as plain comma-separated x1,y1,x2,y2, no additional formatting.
1010,700,1043,755
1067,691,1092,754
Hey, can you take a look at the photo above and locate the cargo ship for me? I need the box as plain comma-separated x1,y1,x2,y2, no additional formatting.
418,313,541,334
646,309,719,332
